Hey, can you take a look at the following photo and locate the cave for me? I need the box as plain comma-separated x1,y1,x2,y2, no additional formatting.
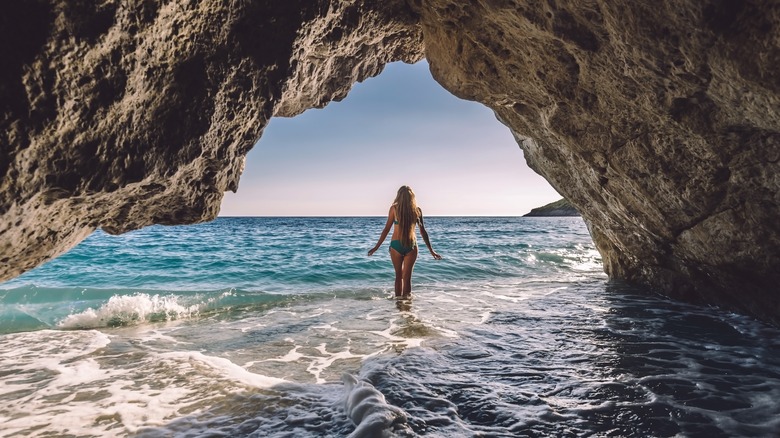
1,0,778,322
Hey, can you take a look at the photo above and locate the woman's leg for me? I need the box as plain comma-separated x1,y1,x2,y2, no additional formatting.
401,247,418,296
390,248,405,297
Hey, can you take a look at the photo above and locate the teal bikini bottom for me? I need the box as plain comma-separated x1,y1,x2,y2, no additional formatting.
390,240,417,255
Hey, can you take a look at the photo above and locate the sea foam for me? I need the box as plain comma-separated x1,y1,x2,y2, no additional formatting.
57,292,201,328
342,373,407,438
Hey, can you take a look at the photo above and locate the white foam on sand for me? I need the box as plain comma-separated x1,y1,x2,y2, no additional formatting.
303,343,364,384
0,330,135,435
256,341,367,384
226,301,454,384
342,373,408,438
157,350,289,388
0,329,292,436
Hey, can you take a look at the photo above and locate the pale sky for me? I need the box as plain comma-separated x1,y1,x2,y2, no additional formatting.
220,60,561,216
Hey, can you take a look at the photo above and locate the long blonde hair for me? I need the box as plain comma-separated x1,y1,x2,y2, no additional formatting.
393,185,420,247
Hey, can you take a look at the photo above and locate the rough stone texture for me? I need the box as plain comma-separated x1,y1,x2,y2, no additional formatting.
1,1,779,322
524,198,580,217
413,0,779,322
0,0,422,280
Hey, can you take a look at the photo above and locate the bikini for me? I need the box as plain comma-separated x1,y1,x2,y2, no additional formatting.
390,219,417,255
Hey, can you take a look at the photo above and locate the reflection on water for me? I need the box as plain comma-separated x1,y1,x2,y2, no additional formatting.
393,299,439,339
396,298,413,313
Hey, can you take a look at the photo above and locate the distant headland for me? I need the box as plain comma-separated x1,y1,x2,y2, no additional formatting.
524,199,580,217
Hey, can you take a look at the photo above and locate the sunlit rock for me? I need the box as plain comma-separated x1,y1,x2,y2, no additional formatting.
413,0,779,322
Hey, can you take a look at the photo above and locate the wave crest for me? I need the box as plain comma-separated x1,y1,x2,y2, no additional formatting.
57,293,201,329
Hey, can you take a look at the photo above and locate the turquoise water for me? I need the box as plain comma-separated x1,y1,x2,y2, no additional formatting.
1,217,778,437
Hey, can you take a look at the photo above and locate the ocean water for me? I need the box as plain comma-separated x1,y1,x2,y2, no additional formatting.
1,217,779,437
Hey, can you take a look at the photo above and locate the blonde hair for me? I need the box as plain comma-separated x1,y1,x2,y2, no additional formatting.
393,185,420,247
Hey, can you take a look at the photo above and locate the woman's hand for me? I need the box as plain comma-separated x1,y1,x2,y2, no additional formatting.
431,251,442,260
368,246,379,256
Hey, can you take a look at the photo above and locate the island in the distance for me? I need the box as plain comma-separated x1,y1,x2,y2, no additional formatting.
524,198,580,217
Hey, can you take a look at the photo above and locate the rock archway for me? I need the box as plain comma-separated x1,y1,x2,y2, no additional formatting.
1,1,778,322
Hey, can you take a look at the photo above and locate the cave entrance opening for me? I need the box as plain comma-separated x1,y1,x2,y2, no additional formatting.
219,60,561,217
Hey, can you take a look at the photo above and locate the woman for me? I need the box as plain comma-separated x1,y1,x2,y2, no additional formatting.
368,186,442,298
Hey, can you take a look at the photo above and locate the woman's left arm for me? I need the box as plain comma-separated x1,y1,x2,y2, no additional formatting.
418,210,442,260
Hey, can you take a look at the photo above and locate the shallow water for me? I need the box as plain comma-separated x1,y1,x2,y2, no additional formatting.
1,217,778,437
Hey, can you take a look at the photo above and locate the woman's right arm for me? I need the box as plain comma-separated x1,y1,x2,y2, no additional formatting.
368,206,394,256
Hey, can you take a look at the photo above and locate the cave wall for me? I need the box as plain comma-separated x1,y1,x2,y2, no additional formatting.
1,0,778,321
0,0,422,280
413,0,779,322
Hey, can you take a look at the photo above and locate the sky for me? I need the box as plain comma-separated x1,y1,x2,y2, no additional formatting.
219,60,561,216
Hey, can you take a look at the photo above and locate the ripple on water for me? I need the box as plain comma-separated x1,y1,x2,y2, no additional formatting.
343,282,780,437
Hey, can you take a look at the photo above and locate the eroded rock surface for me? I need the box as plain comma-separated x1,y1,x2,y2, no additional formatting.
413,0,779,322
0,0,422,280
1,1,778,322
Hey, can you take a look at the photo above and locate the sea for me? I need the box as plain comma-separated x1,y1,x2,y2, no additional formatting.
0,217,779,437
